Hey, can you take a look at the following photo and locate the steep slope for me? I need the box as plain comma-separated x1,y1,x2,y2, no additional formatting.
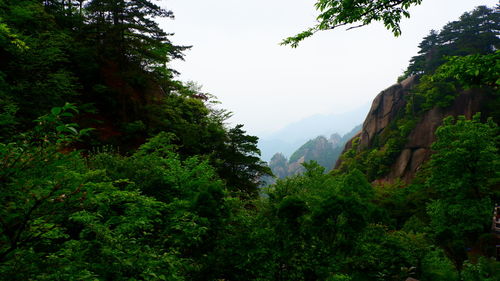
270,125,361,179
336,76,496,182
334,5,499,183
388,86,493,181
268,153,288,179
287,134,340,175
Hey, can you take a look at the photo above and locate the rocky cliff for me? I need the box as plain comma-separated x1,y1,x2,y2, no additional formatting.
269,126,361,180
336,76,494,182
269,153,289,179
269,135,340,178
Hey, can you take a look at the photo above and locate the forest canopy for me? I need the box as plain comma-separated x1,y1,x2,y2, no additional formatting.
1,1,500,280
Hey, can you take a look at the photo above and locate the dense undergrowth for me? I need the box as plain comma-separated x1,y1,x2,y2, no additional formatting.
1,1,500,280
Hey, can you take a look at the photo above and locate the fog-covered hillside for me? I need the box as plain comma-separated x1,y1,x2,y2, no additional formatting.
258,104,369,161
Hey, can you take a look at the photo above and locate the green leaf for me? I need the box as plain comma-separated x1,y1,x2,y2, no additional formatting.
68,127,78,134
51,107,62,115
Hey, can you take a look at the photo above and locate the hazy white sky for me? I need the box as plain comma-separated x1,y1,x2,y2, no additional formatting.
159,0,498,137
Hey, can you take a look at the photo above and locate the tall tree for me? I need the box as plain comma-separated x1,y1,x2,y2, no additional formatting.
214,124,272,197
426,114,499,271
404,6,500,76
405,30,439,76
84,0,187,71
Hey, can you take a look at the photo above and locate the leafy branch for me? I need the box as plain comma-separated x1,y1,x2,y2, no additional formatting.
281,0,423,47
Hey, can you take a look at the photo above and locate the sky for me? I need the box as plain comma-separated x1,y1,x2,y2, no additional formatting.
159,0,499,138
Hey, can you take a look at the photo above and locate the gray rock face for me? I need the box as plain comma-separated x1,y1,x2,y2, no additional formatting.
329,133,342,146
336,76,417,172
359,76,417,150
392,88,488,181
336,76,491,182
269,153,288,179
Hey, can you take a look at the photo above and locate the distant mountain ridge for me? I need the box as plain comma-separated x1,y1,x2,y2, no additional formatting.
258,104,370,162
268,125,361,179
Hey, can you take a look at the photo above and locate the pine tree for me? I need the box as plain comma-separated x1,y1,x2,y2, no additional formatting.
405,6,499,76
84,0,188,71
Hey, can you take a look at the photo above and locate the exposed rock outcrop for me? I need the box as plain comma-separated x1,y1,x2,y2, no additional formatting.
329,133,342,147
268,126,361,180
358,76,418,150
391,88,489,181
336,76,492,182
269,153,289,179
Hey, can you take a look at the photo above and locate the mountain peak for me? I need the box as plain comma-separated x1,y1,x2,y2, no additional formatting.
329,133,341,145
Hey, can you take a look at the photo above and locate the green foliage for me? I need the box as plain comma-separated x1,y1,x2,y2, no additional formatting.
0,108,240,279
351,226,428,280
2,106,500,279
0,9,80,124
431,52,500,90
412,76,457,110
339,7,499,182
144,89,271,196
84,0,188,68
212,124,272,197
0,109,92,277
429,114,498,201
404,6,499,77
0,0,270,197
0,100,18,141
332,103,500,278
252,167,410,280
288,136,339,172
329,274,352,281
426,114,499,270
271,127,361,180
32,103,92,146
0,20,27,49
339,116,415,181
282,0,423,47
420,249,459,281
1,1,500,280
0,0,185,138
407,51,500,113
461,257,500,281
